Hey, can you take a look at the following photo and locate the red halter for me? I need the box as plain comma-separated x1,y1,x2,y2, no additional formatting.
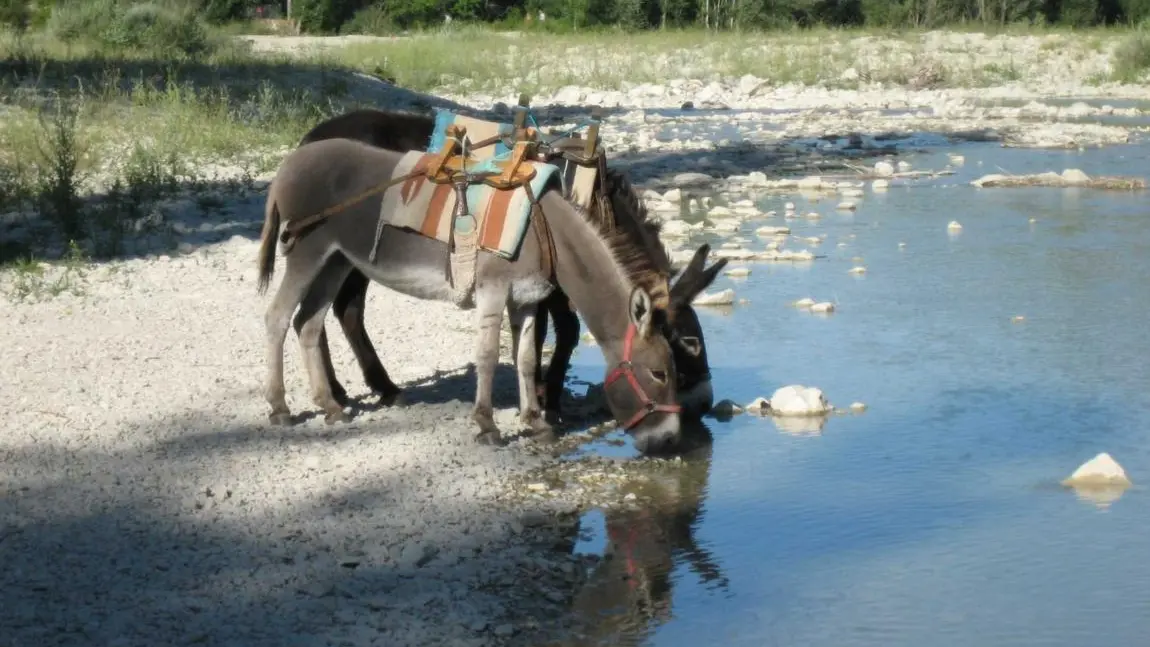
604,323,683,430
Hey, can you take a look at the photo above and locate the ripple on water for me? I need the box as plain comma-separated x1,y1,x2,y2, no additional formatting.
558,135,1150,647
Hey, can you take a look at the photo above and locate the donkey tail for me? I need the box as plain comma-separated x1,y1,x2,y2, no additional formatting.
256,198,281,295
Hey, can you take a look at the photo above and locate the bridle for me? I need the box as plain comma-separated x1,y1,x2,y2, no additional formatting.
604,323,683,430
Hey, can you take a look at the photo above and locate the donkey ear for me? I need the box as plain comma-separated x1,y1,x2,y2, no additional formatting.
696,256,729,293
670,245,710,300
628,286,655,337
671,245,729,304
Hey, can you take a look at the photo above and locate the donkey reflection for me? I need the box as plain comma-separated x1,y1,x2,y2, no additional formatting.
560,424,728,646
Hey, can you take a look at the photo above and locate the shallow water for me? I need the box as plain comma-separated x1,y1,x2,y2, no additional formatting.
555,135,1150,646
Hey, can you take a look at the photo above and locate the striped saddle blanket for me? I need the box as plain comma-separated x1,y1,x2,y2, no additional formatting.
426,109,602,211
379,150,560,259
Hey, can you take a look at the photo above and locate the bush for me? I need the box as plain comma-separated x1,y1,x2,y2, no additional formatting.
47,0,215,57
1112,28,1150,82
0,0,31,32
341,4,397,35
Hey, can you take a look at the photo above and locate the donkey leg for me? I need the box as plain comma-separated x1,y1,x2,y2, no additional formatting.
317,327,349,408
532,299,550,404
295,254,356,424
542,288,580,425
508,301,555,440
264,254,328,426
472,284,510,446
332,269,404,404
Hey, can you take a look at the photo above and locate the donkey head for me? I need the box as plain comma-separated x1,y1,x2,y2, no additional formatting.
666,244,728,417
602,284,683,456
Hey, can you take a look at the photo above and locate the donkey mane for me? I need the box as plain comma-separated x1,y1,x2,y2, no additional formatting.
575,167,673,310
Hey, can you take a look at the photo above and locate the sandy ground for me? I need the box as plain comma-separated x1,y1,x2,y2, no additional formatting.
2,30,1148,647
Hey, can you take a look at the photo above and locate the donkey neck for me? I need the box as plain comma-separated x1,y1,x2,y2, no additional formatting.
541,193,646,347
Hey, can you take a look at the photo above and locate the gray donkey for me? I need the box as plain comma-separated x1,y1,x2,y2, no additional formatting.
296,108,728,423
257,137,685,454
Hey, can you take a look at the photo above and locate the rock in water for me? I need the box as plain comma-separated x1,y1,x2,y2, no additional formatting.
692,288,735,306
1062,453,1132,487
769,385,831,416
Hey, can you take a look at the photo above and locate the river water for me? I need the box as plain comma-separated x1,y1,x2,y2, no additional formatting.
554,124,1150,646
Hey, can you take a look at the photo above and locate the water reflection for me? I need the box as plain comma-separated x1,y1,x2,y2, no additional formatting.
557,423,726,647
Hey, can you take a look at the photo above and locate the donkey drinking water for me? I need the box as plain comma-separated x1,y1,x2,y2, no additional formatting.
296,108,728,421
257,137,685,454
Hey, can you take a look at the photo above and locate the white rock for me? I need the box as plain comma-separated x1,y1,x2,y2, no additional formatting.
872,179,890,191
948,154,965,165
769,385,831,416
1061,168,1091,185
755,225,790,236
836,201,857,211
796,176,823,190
738,74,763,95
897,160,912,172
810,302,835,313
674,172,712,187
707,218,741,232
724,267,751,277
661,221,692,237
692,288,735,306
848,266,867,274
1062,453,1132,487
663,188,682,203
873,161,895,177
849,402,867,412
947,220,963,232
792,297,816,309
784,201,796,211
707,205,733,217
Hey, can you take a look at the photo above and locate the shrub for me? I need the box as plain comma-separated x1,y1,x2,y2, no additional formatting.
47,0,214,57
1111,28,1150,82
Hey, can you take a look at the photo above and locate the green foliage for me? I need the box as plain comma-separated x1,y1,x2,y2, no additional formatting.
1111,27,1150,81
46,0,214,57
0,0,31,32
201,0,252,24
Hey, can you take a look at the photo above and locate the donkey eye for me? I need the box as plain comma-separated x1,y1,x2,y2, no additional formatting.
649,370,668,384
679,336,702,356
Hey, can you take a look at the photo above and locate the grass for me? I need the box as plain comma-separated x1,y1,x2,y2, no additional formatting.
0,17,1147,296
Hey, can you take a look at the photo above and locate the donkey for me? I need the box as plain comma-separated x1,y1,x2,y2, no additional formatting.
256,137,685,454
296,108,728,422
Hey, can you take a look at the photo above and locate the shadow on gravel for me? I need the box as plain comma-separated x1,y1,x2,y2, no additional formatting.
0,411,586,647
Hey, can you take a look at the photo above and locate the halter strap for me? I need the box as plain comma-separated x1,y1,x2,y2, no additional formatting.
604,324,682,430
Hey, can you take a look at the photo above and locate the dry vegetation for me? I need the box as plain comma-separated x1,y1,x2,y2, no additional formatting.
1,1,1149,285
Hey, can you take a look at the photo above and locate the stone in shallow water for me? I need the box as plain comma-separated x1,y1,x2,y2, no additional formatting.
1062,453,1132,487
674,172,713,187
692,288,735,306
769,385,831,416
810,302,835,313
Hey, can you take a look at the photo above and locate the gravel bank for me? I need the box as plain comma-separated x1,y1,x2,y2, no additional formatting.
0,232,621,646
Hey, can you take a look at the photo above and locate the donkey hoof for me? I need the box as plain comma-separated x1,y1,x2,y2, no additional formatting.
324,409,352,425
544,409,563,427
476,430,507,447
268,411,294,426
331,389,350,408
379,390,406,407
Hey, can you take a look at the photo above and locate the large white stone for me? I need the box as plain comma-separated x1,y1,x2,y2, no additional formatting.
1062,453,1132,487
768,385,831,416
